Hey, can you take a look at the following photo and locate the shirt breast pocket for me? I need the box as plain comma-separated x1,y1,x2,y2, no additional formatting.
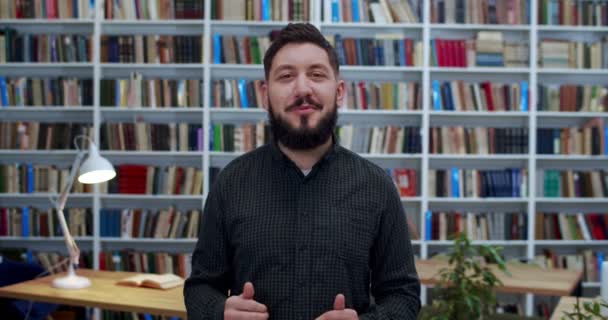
317,207,375,264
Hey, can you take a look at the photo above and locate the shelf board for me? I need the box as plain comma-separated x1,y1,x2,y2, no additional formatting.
101,194,203,210
536,198,608,212
0,236,93,250
101,108,203,123
581,282,600,288
537,25,608,32
429,111,529,127
534,240,608,246
430,23,530,31
321,22,423,29
211,20,292,35
102,20,204,35
429,154,528,170
210,64,264,79
428,197,529,212
0,150,79,165
427,240,528,246
0,19,94,34
100,238,196,252
100,238,196,243
536,155,608,169
0,193,92,208
100,63,204,78
101,151,203,167
430,67,529,74
0,63,93,77
0,107,94,122
536,111,608,127
537,68,608,75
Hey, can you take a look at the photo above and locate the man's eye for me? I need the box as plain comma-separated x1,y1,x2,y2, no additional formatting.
312,72,324,78
279,74,292,79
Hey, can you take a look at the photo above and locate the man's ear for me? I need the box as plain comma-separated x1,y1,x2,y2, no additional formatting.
261,81,269,111
335,79,345,108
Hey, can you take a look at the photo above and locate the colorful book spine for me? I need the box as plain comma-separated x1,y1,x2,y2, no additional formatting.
432,80,441,111
425,210,432,240
520,81,528,111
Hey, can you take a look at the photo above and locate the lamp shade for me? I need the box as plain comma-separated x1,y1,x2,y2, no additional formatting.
77,142,116,184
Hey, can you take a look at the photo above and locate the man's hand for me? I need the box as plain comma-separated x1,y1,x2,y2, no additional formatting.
315,294,358,320
224,282,269,320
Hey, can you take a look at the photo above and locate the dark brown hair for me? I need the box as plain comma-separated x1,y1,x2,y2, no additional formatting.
263,23,340,80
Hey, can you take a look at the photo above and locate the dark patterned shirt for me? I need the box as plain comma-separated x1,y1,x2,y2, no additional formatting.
184,139,420,319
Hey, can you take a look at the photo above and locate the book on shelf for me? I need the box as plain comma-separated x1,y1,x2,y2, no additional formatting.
100,34,203,64
212,0,309,21
0,0,94,19
337,125,421,154
539,38,608,69
535,212,608,241
0,207,91,238
537,118,606,155
539,169,608,197
326,34,422,67
101,122,203,151
538,0,608,26
425,211,527,241
116,272,184,290
323,0,421,24
99,164,203,195
100,208,200,239
430,127,528,154
537,84,608,112
100,250,192,279
0,29,92,63
213,34,272,64
105,0,204,20
101,74,202,108
428,168,528,198
210,122,271,152
0,77,93,107
431,80,529,112
0,164,93,194
534,249,606,283
0,122,93,150
431,32,528,67
431,0,529,24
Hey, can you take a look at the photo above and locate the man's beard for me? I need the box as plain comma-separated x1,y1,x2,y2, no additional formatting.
268,96,338,150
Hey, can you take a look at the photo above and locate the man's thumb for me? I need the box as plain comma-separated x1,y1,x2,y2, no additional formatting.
333,294,345,310
242,282,255,299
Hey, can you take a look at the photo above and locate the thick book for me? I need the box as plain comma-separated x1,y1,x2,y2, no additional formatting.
116,273,184,290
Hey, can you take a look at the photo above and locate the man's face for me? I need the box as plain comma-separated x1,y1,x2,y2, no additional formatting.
263,42,345,150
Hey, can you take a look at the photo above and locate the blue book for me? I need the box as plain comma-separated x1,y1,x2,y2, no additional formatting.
143,314,153,320
26,250,34,264
22,207,30,237
213,34,222,64
432,80,442,110
238,79,249,108
331,0,340,22
355,39,363,65
520,81,528,111
425,211,432,240
351,0,360,22
27,164,34,193
0,76,8,106
262,0,270,21
605,127,608,155
334,34,346,65
598,252,605,282
430,40,438,66
451,168,460,197
398,39,406,66
209,125,215,151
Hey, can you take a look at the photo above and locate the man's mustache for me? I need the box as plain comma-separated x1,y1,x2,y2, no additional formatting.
286,96,322,111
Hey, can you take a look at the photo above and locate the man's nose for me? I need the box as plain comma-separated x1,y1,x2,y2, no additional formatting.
293,74,313,97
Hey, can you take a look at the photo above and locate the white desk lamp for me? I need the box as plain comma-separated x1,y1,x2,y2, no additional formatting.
51,135,116,289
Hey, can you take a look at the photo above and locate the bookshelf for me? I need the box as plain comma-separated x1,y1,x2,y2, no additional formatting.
1,0,608,317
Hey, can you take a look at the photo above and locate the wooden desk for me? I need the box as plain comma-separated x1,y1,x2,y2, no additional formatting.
0,269,186,318
550,296,600,320
416,260,583,296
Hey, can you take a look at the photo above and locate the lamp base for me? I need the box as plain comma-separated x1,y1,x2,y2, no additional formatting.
52,264,91,289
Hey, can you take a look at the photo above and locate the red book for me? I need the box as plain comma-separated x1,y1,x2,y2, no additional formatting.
405,39,413,66
482,82,495,111
435,39,444,66
358,82,367,110
99,252,106,270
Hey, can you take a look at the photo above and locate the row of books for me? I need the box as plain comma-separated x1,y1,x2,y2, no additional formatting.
432,80,529,111
324,0,420,23
535,212,608,241
99,250,191,279
101,74,203,108
100,208,200,239
102,164,203,195
101,35,203,64
0,207,91,237
213,0,309,21
329,36,422,67
430,37,529,67
336,125,422,154
537,84,608,112
105,0,204,20
344,81,421,110
0,163,92,194
541,169,608,198
0,30,92,63
0,77,92,107
431,0,529,25
539,39,608,69
538,0,608,26
387,168,417,197
534,249,605,283
0,0,94,19
537,122,607,155
424,211,528,241
101,123,203,151
0,122,92,150
429,127,528,154
209,122,271,153
428,168,528,198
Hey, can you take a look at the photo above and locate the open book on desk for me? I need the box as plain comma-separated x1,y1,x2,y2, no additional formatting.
116,273,184,290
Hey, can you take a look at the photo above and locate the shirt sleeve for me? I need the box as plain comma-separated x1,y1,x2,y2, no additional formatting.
184,182,232,320
359,183,421,320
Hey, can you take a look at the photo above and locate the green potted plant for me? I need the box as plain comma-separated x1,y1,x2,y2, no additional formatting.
419,233,543,320
561,297,608,320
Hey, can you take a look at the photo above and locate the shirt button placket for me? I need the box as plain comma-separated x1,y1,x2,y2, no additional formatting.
295,190,310,319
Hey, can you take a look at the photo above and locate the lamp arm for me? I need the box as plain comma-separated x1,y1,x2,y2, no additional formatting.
54,151,86,267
